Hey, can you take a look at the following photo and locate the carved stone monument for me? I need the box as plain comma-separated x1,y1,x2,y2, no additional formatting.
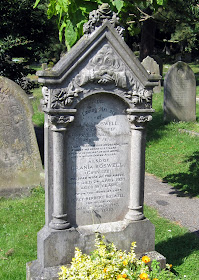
27,4,164,279
0,76,43,196
164,61,196,122
141,56,161,93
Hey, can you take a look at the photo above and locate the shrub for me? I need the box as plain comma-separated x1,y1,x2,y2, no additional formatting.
59,233,180,280
0,36,36,94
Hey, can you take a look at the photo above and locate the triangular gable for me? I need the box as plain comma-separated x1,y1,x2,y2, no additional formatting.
38,11,160,111
38,20,158,88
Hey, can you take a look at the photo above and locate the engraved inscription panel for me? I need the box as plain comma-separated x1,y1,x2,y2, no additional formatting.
173,68,191,107
66,94,131,226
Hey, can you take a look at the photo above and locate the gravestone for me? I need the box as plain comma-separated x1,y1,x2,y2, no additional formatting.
164,61,196,122
0,76,44,196
141,56,161,93
27,4,164,279
151,55,163,77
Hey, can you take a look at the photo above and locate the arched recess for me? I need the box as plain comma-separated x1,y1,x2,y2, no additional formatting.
65,92,131,227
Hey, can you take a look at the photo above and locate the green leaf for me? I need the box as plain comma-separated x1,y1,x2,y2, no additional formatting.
156,0,164,5
33,0,41,8
112,0,124,13
65,20,78,49
59,21,67,42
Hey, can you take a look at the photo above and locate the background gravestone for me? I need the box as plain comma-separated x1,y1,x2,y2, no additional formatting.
0,76,44,196
164,61,196,122
141,56,161,93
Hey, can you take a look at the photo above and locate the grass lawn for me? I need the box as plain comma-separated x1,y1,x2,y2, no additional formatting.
146,90,199,196
31,87,44,127
0,190,199,280
145,205,199,280
0,188,45,280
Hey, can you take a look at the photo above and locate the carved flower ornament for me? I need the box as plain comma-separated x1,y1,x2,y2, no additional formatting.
50,44,152,109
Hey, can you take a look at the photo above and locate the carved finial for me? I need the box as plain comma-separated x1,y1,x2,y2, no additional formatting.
83,3,124,36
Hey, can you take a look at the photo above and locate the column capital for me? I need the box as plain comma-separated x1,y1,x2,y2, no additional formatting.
126,109,153,130
49,114,75,131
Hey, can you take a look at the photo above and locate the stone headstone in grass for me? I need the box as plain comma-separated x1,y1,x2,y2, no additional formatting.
164,61,196,122
27,4,165,279
0,76,44,196
141,56,161,93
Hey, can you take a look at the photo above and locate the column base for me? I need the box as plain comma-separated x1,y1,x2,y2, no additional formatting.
49,214,71,230
125,206,144,221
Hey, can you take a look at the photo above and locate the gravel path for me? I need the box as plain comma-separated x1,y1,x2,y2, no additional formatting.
145,173,199,234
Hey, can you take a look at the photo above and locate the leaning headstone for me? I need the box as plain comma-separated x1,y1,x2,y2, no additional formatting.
27,4,164,279
141,56,161,93
0,76,44,196
164,61,196,122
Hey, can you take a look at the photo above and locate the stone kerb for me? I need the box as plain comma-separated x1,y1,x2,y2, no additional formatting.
0,76,44,196
27,4,163,280
164,61,196,122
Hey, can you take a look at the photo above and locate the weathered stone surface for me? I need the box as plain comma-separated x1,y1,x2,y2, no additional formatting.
30,219,155,275
141,56,161,93
164,61,196,122
0,76,43,194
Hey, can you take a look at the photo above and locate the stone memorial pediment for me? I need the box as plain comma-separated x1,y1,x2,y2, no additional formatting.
38,20,159,111
27,4,164,279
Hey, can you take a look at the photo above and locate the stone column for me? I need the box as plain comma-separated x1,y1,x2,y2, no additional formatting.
125,110,152,221
49,114,74,230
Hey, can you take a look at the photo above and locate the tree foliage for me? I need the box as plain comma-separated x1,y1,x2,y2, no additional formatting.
155,0,199,53
34,0,167,50
0,0,66,92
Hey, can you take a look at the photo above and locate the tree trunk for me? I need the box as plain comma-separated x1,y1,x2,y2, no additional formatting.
139,18,156,61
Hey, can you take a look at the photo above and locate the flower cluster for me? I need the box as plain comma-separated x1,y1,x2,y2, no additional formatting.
58,233,180,280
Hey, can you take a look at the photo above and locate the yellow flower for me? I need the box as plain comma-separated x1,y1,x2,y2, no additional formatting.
139,272,149,280
117,275,123,279
131,241,136,247
103,268,107,273
169,264,173,269
142,256,151,263
122,273,127,278
123,259,128,266
153,278,159,280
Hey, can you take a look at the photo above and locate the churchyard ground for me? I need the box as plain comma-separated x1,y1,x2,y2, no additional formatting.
1,62,199,279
